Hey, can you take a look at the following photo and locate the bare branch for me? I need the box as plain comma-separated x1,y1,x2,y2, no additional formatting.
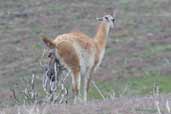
91,80,105,100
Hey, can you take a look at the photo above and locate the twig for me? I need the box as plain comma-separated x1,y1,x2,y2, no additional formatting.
155,100,162,114
120,84,129,97
91,80,105,100
166,99,171,113
31,74,36,100
39,48,46,67
10,88,17,102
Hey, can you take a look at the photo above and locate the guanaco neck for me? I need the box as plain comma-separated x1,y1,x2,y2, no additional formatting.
94,22,110,50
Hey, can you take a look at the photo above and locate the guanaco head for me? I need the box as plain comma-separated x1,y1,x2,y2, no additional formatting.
96,15,115,29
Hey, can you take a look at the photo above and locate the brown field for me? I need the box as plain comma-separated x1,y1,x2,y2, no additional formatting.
0,0,171,113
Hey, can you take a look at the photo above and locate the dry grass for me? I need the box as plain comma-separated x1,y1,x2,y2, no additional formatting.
1,95,171,114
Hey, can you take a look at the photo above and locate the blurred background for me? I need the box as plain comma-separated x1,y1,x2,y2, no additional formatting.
0,0,171,107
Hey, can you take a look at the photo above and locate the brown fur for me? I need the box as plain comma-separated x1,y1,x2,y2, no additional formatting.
42,20,111,102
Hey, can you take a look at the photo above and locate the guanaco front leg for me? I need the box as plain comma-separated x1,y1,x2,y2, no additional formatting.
83,68,94,101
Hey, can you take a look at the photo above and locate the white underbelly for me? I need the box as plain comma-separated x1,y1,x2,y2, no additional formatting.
78,47,95,76
94,49,105,71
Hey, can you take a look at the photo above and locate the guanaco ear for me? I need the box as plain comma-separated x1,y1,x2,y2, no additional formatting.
42,35,56,49
96,17,103,21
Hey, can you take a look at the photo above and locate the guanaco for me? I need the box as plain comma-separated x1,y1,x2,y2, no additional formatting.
42,15,115,102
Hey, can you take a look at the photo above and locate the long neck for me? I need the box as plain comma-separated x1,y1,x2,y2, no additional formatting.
94,22,110,49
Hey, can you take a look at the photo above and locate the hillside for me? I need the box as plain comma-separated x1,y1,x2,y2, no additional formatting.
0,0,171,113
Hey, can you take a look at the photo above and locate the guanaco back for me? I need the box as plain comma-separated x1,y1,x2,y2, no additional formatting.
42,15,115,102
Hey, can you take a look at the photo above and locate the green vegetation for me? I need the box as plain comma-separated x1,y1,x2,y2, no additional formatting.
47,4,65,12
142,44,171,58
135,108,158,114
89,72,171,99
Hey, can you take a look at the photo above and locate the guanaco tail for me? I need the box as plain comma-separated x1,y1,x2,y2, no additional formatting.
42,15,115,102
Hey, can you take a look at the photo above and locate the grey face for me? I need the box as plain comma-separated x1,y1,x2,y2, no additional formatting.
46,49,57,80
43,49,63,93
96,15,115,28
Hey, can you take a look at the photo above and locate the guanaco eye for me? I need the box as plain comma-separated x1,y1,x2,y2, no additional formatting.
112,18,115,22
104,16,109,21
